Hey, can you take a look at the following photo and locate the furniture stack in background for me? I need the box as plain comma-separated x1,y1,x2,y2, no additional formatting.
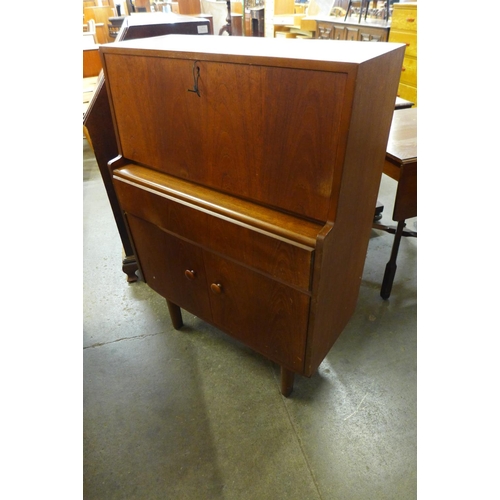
388,1,417,106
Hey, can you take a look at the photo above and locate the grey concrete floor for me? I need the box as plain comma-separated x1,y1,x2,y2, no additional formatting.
83,138,417,500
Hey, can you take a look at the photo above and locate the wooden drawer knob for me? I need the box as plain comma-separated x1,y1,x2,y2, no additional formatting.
184,269,196,280
406,17,415,22
210,283,222,294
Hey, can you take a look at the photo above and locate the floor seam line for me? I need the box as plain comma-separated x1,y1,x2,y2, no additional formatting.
83,331,163,349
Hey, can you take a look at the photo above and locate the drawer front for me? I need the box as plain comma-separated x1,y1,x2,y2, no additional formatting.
345,27,359,41
114,178,314,291
397,82,417,107
389,30,417,58
204,251,309,373
358,26,388,42
127,214,213,320
316,22,333,39
391,6,417,32
332,25,346,40
400,56,417,86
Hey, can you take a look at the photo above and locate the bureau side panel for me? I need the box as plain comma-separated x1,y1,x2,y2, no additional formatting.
305,46,406,375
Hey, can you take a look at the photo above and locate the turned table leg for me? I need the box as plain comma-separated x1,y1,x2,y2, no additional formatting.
280,367,294,397
122,255,138,283
380,220,406,300
166,300,183,330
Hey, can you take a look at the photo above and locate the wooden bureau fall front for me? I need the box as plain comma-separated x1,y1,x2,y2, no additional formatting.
100,35,405,395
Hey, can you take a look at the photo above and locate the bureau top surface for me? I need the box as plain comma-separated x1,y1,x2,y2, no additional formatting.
100,34,405,67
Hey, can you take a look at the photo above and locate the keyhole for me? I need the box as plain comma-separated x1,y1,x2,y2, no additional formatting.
187,61,201,97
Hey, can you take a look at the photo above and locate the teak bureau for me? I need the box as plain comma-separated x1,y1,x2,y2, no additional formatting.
100,35,405,396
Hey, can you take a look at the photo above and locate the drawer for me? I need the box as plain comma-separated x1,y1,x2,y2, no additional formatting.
345,27,360,41
391,7,417,32
316,22,333,39
399,56,417,86
114,166,317,291
389,30,417,58
332,25,346,40
397,82,417,107
358,26,389,42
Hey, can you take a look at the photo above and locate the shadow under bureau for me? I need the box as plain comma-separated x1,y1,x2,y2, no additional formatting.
100,35,405,396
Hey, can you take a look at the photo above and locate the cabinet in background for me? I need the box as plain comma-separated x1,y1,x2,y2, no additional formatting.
388,2,417,105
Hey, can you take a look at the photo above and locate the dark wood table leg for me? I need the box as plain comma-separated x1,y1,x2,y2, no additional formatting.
122,255,138,283
280,366,294,397
374,200,384,222
166,300,183,330
380,220,406,300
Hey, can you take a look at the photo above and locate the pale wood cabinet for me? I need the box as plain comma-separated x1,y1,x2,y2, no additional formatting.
100,36,404,395
389,2,417,105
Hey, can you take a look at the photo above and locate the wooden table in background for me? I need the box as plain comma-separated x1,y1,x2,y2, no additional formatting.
374,107,417,299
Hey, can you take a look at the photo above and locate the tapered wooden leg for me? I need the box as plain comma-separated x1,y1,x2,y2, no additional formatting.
280,367,294,397
166,300,183,330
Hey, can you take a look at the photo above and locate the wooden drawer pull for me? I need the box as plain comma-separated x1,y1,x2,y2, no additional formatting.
184,269,196,280
406,17,415,22
210,283,222,294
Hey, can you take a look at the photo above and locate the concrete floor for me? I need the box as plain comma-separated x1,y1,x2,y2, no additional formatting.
83,138,417,500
